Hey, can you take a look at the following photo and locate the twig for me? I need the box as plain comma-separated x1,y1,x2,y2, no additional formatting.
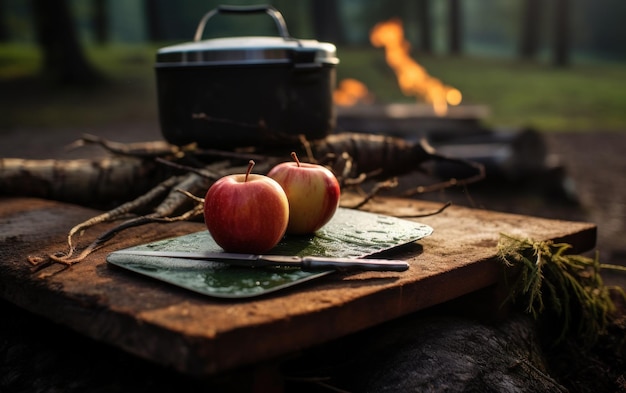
48,205,204,266
344,177,399,209
401,154,485,196
43,173,210,267
299,134,317,163
192,147,280,163
155,157,223,179
66,133,189,158
64,175,185,256
396,201,452,218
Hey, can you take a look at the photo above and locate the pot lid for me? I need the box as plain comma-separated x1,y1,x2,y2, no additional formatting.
156,36,339,67
156,5,338,67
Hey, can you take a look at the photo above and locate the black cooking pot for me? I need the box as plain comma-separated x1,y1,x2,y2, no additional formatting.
155,4,339,149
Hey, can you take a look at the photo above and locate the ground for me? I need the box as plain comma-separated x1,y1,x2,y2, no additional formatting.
0,124,625,392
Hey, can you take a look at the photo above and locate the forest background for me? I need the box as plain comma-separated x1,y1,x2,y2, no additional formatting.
1,0,625,133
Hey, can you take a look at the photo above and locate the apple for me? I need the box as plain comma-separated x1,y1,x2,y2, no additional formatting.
203,160,289,254
267,152,341,235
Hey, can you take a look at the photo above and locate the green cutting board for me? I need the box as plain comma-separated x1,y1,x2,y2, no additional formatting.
106,208,432,298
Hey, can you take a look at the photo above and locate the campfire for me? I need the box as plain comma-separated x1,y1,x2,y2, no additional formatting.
333,18,550,186
333,78,374,107
333,18,490,138
334,18,463,116
370,18,462,115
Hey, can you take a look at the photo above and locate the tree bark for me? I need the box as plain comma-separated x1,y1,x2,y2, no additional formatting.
144,0,163,42
553,0,570,67
285,312,568,392
0,0,8,42
520,0,542,60
31,0,103,85
448,0,461,55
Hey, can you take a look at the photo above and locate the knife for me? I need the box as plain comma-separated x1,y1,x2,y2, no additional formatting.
109,250,409,272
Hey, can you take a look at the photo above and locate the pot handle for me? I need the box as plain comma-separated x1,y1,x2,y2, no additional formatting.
194,4,292,42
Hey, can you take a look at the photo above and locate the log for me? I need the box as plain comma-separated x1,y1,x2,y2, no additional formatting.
336,103,491,138
284,308,568,392
430,127,550,181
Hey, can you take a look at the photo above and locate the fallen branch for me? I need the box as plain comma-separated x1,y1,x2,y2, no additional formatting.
48,199,205,266
343,177,399,209
63,175,186,257
37,170,215,266
0,156,174,208
65,133,192,158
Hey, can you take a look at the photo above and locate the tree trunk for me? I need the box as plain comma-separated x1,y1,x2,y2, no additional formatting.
416,0,432,54
144,0,163,42
310,0,345,45
448,0,461,55
0,0,8,42
553,0,570,67
92,0,108,45
31,0,103,85
520,0,542,60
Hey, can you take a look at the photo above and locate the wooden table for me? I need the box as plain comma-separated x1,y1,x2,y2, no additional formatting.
0,195,596,377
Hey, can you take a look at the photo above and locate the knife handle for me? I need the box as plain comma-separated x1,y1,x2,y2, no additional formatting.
300,257,409,272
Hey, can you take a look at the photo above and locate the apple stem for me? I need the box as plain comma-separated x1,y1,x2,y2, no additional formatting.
245,160,255,182
290,152,301,167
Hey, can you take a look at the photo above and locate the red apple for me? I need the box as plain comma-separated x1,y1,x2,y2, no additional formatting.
203,160,289,253
267,152,341,235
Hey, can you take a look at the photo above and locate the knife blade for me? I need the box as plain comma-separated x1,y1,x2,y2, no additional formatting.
109,250,409,272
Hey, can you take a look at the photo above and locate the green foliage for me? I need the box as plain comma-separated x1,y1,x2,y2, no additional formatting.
0,44,41,79
497,234,626,347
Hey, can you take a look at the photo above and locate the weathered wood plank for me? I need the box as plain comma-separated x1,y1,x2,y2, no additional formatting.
0,196,596,376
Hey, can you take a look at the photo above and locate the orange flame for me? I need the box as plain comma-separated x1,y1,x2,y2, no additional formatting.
333,78,374,106
370,18,462,115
